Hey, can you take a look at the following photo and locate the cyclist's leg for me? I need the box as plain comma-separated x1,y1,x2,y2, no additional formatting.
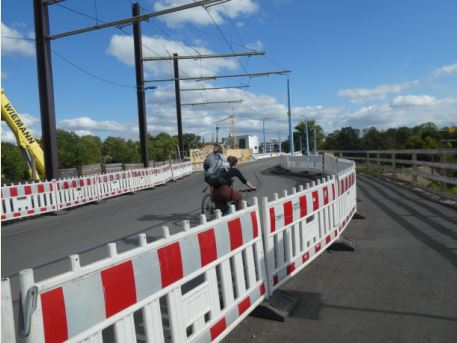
229,188,243,211
212,186,230,213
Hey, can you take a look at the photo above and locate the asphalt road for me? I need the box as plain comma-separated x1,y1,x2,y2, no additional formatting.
3,163,457,343
225,174,457,343
2,158,307,295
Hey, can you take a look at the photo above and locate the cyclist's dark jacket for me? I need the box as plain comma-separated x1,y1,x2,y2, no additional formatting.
221,168,247,186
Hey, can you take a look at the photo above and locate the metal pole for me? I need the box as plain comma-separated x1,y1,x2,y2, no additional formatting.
173,53,184,159
305,119,310,155
132,3,149,167
279,134,282,153
287,78,294,155
263,119,266,153
313,127,317,153
33,0,59,180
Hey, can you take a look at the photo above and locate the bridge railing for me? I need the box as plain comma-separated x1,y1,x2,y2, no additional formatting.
324,149,457,200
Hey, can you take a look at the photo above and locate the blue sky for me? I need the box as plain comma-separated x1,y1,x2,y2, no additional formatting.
2,0,457,143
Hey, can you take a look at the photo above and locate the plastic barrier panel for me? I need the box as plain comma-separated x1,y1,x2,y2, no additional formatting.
172,162,193,180
156,165,173,184
1,278,16,343
261,176,340,295
19,202,266,343
1,181,57,221
97,171,133,200
55,176,98,210
130,168,154,191
281,155,322,173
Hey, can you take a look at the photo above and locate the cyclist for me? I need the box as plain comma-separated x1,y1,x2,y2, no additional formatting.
212,155,256,212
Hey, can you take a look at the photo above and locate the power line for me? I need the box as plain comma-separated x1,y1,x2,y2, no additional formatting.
51,49,135,88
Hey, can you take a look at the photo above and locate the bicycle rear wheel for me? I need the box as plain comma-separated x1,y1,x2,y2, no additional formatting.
201,194,216,221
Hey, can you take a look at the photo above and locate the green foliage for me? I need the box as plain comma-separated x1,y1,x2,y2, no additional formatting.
102,136,140,163
148,132,179,161
324,127,362,150
1,142,29,183
294,120,325,152
57,129,103,167
181,133,201,151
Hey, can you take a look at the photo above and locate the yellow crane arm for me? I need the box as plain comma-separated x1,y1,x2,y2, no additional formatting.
1,89,46,180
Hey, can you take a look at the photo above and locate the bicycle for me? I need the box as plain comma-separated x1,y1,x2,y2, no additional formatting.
201,187,255,221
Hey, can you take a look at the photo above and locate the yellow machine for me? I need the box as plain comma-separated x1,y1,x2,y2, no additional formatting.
1,89,45,180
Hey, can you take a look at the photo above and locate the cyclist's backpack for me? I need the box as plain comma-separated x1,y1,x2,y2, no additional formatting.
204,154,229,187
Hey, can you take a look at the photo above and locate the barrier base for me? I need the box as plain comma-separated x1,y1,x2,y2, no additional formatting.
353,212,365,219
328,236,355,252
252,290,299,322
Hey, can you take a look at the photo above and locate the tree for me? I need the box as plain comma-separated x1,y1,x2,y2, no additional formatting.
148,133,179,161
324,127,362,150
362,127,385,149
56,129,80,168
78,135,103,165
294,120,325,152
1,142,29,183
103,136,138,163
182,133,201,152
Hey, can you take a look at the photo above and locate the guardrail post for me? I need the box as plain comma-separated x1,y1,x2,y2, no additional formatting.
376,152,381,177
440,153,448,192
412,151,418,185
392,153,396,178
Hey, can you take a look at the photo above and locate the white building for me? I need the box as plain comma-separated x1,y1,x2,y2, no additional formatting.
223,135,260,153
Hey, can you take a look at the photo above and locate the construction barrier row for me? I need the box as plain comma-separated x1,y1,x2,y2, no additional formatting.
1,162,193,222
2,154,357,343
280,154,323,173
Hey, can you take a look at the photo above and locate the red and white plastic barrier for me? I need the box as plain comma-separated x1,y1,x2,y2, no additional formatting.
5,154,358,343
97,171,133,200
261,176,343,295
19,202,265,343
129,168,154,191
1,181,57,221
54,176,98,210
172,162,193,180
280,154,322,173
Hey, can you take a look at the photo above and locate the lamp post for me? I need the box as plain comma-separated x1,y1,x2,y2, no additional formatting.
287,78,294,155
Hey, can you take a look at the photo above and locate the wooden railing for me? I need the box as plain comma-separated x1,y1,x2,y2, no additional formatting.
322,149,457,199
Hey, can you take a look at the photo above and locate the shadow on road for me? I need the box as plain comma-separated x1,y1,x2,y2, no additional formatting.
286,290,457,323
357,177,457,270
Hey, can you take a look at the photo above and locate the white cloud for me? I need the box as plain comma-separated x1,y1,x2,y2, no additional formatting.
1,22,35,57
430,63,457,79
74,130,94,137
344,95,457,129
338,80,420,103
392,94,438,107
1,123,17,143
140,82,343,139
153,0,258,27
107,34,239,78
20,113,40,127
59,117,128,132
245,40,264,51
1,71,7,79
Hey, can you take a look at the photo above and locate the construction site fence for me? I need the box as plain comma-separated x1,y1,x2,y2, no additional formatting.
2,154,357,343
1,162,193,223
